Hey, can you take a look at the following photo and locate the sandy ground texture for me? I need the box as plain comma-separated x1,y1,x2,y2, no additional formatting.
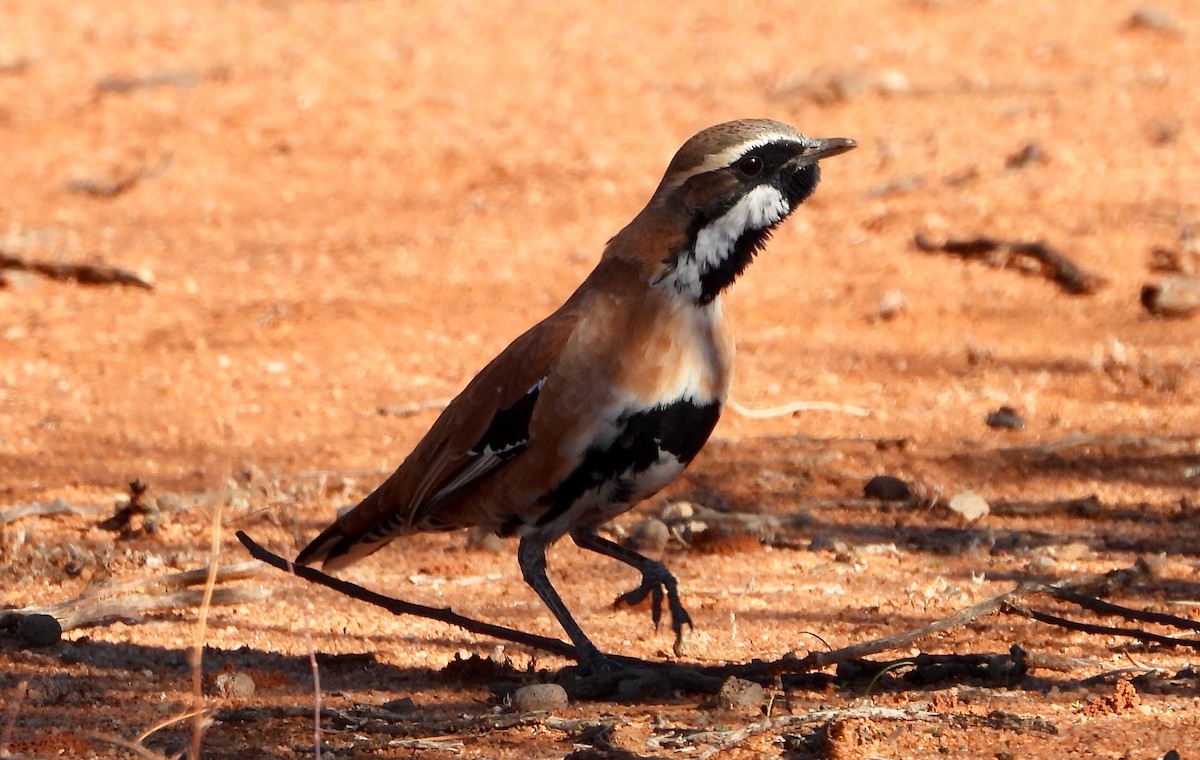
2,1,1200,757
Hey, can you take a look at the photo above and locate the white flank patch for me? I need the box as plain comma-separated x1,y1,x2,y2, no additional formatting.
671,185,790,299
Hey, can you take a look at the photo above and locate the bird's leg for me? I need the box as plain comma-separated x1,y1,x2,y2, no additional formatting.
517,536,612,674
570,527,692,655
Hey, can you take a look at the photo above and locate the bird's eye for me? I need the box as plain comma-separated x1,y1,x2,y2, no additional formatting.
734,154,764,178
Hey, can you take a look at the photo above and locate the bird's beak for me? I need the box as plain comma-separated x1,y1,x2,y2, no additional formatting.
796,136,857,165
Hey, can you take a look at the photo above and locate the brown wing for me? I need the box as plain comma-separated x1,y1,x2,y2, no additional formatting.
295,307,581,570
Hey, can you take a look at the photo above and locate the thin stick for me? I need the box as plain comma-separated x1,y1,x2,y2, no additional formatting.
238,535,1184,700
8,563,264,631
89,733,166,760
1009,604,1200,651
1047,587,1200,633
189,503,224,760
236,531,581,661
306,622,322,760
0,250,153,289
73,562,262,602
647,706,942,754
796,582,1041,671
285,552,323,760
135,708,209,745
0,500,101,527
914,233,1106,295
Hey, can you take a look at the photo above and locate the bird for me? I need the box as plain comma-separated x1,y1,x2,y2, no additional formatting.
296,119,856,674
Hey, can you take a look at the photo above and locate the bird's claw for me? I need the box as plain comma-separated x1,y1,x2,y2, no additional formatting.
613,566,692,641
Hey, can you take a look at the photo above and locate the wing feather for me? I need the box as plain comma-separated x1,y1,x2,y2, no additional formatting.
296,311,578,569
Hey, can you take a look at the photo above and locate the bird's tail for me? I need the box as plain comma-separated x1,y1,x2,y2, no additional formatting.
294,520,385,571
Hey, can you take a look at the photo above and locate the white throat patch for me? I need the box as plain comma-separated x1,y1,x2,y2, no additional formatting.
667,185,790,299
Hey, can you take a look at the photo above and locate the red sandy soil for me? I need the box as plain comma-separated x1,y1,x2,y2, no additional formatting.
1,1,1198,757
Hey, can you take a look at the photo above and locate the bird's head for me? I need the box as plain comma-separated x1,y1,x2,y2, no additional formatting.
608,119,855,304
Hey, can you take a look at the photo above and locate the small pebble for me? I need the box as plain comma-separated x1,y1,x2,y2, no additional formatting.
625,518,670,554
874,289,907,321
1141,276,1200,317
1127,6,1182,34
381,696,416,712
215,671,256,699
1026,555,1057,573
510,683,568,712
1067,495,1102,517
18,613,62,648
863,474,913,501
986,406,1026,430
947,491,990,522
1005,141,1046,169
718,676,765,712
660,501,695,520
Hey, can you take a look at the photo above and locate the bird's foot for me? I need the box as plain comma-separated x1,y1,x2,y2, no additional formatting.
612,561,692,654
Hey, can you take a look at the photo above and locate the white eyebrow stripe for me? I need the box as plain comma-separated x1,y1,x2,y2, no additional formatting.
659,132,803,192
704,133,802,169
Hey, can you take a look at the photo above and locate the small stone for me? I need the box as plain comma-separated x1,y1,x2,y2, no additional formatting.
863,475,913,501
1127,6,1182,34
1026,554,1057,573
1066,495,1102,517
380,696,415,712
215,671,256,699
625,518,670,555
1141,276,1200,318
718,676,765,712
510,683,568,712
1005,141,1046,169
18,613,62,648
986,406,1025,430
660,501,695,521
874,289,907,321
947,491,990,522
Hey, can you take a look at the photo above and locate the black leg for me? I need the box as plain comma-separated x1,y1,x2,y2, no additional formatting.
517,536,611,673
570,526,692,652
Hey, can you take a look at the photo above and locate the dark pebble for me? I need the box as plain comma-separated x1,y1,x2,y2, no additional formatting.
863,474,913,501
18,613,62,647
986,406,1026,430
1005,141,1046,169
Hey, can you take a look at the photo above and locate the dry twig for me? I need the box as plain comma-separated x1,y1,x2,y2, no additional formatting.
0,249,153,289
914,233,1106,295
0,499,102,527
1,562,264,632
238,531,1197,699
